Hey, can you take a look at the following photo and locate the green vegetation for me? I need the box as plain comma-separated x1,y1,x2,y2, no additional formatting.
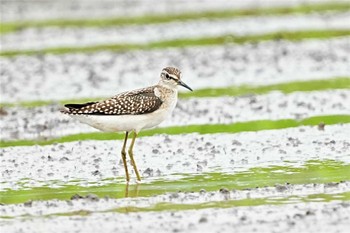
180,77,350,98
0,160,348,205
3,191,350,219
1,29,350,57
0,114,349,148
113,192,350,213
1,2,349,35
1,77,349,108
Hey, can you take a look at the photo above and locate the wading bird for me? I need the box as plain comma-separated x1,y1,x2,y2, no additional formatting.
61,67,192,182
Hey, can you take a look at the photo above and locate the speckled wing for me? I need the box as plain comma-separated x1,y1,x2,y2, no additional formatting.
63,86,163,115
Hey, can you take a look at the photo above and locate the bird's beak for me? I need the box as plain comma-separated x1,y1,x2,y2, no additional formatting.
178,80,193,91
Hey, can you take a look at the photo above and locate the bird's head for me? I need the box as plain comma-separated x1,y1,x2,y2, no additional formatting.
159,67,192,91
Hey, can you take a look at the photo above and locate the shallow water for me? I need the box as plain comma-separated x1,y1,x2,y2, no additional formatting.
1,159,349,205
2,38,349,103
2,1,350,232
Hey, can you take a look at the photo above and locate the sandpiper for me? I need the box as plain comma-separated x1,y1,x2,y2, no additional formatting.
61,67,192,182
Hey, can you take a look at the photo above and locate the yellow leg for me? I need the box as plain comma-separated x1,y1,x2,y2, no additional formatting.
128,131,141,181
121,132,130,182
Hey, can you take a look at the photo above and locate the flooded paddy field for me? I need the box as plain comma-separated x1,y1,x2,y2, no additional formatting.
1,0,350,232
2,0,335,22
1,89,349,141
2,12,350,51
2,37,350,103
1,124,349,186
1,125,350,232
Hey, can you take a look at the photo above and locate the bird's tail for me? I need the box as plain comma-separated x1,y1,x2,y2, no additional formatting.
60,102,98,115
60,106,71,114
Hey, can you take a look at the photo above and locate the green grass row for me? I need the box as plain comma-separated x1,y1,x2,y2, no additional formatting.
0,160,349,205
1,114,349,148
1,77,349,108
1,2,349,35
114,192,350,214
1,29,350,57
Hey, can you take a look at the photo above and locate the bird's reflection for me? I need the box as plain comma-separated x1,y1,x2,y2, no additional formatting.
121,183,141,213
124,182,140,198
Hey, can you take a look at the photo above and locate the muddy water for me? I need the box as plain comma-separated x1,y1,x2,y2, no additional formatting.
2,124,349,189
1,90,349,141
1,160,349,205
4,0,318,22
1,163,349,233
1,201,349,233
1,122,349,233
1,122,349,232
3,13,350,51
1,38,349,103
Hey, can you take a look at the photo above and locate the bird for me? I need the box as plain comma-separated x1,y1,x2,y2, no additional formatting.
61,67,192,182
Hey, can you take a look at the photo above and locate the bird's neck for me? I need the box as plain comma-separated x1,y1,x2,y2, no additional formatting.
154,85,178,113
155,84,178,101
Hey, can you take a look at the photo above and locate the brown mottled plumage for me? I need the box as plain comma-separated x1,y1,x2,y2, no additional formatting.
62,86,162,115
163,67,181,79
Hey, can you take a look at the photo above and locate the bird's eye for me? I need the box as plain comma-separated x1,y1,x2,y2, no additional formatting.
165,74,170,79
